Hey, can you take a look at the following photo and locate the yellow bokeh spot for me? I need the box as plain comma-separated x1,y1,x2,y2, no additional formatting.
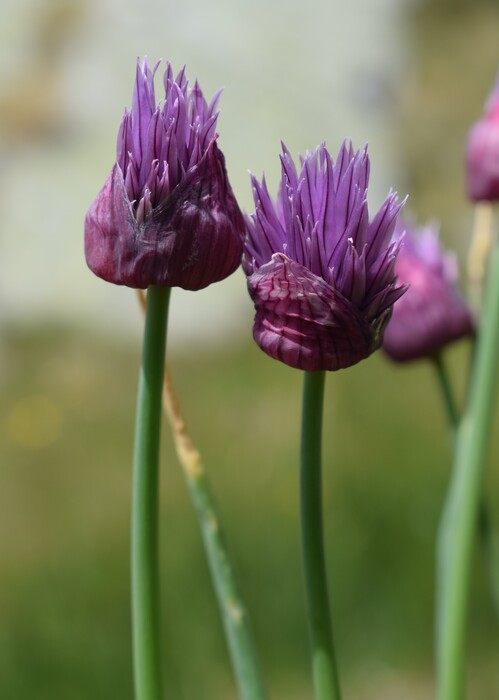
6,395,62,450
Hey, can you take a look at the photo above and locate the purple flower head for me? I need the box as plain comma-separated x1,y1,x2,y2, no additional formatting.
85,58,244,290
383,219,475,362
466,74,499,202
243,141,407,372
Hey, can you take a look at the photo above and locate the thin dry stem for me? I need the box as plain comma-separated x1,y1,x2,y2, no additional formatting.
468,202,493,313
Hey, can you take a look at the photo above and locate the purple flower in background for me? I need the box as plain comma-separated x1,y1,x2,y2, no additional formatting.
85,59,244,290
243,142,407,371
466,75,499,202
383,220,475,362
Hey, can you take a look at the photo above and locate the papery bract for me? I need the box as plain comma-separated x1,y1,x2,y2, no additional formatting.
466,75,499,202
383,220,475,362
85,59,244,290
244,142,407,371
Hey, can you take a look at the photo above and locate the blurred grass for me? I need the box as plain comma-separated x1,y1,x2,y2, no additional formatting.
0,321,498,699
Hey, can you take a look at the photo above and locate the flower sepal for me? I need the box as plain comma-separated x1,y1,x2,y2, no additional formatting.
248,253,387,371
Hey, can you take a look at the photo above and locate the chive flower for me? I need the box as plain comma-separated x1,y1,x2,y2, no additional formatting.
85,58,244,290
466,75,499,202
383,220,475,362
243,142,407,371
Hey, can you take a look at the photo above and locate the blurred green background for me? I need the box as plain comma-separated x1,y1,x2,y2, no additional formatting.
1,0,499,698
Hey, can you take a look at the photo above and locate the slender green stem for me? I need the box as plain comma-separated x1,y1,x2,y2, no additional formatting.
437,242,499,700
131,285,171,700
186,467,268,700
432,354,460,432
162,371,268,700
433,355,499,625
300,371,341,700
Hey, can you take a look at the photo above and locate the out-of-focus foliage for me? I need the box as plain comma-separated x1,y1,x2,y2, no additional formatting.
397,0,499,242
414,0,497,19
0,324,497,699
0,0,85,144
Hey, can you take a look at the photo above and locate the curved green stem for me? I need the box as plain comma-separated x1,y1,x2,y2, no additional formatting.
131,285,171,700
186,466,268,700
300,371,341,700
437,242,499,700
163,372,268,700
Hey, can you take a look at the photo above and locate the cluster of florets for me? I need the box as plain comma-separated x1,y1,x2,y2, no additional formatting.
85,59,244,291
243,142,406,370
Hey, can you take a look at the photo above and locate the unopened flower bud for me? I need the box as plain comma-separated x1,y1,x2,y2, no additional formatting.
85,59,244,290
466,76,499,202
383,220,474,362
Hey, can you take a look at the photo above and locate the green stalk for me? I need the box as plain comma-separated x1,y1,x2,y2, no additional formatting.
432,355,460,432
300,371,341,700
437,242,499,700
433,354,499,623
163,372,268,700
185,464,267,700
131,285,171,700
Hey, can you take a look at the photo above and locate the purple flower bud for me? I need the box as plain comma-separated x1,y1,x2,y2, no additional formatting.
85,59,244,290
243,142,407,372
383,220,475,362
466,75,499,202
